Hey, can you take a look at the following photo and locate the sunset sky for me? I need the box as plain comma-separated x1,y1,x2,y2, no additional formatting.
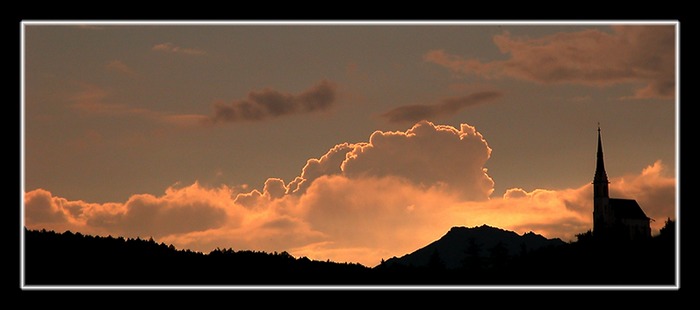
22,21,678,267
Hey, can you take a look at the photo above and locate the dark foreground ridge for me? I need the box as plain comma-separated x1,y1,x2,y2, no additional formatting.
23,221,676,286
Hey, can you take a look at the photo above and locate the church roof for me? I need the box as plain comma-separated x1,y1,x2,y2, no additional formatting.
610,198,649,220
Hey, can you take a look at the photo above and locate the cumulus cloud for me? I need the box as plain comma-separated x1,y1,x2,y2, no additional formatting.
285,121,494,201
26,183,235,239
24,122,675,267
233,178,289,208
152,42,207,56
380,91,502,123
425,25,675,99
287,142,360,194
24,183,327,255
24,189,73,226
341,121,494,200
263,178,288,200
207,80,337,123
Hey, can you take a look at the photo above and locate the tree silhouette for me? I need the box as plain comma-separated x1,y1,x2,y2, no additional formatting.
575,230,594,243
659,217,675,240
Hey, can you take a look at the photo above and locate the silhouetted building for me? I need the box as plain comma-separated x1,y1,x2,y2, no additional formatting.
592,126,651,241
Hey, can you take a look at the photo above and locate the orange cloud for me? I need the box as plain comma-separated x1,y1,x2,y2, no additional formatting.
425,25,675,99
295,174,464,264
24,189,75,226
609,160,676,232
24,123,676,267
287,142,360,194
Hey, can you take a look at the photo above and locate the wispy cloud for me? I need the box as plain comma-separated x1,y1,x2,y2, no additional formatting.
105,60,137,77
380,91,502,123
69,83,207,127
207,80,337,123
425,26,675,100
152,42,207,56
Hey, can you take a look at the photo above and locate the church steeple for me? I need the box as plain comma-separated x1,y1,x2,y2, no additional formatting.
593,125,609,191
593,124,610,237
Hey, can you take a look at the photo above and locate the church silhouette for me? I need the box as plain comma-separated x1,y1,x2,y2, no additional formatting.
592,126,651,241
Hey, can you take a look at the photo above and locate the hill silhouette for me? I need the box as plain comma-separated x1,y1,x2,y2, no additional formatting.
22,220,676,286
381,225,565,269
375,221,676,285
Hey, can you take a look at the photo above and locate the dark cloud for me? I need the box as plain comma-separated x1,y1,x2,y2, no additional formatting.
209,80,336,123
380,91,502,123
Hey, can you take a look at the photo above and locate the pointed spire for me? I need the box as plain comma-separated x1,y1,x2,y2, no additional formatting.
594,124,608,184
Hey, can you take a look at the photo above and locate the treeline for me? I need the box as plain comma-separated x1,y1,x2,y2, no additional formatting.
23,229,370,285
23,220,676,286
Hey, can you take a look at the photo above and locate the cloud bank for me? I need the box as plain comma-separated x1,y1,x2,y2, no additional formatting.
24,122,675,267
425,25,675,99
380,91,503,123
207,80,337,123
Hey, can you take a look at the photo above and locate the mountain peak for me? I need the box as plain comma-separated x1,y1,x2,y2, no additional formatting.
381,225,565,269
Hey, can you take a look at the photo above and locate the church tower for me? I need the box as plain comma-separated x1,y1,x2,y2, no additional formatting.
593,125,610,237
591,125,650,240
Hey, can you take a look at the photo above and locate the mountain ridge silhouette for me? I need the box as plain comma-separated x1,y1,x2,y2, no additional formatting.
381,224,565,269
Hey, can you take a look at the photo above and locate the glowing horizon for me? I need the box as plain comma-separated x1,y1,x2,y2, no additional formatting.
23,120,676,267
